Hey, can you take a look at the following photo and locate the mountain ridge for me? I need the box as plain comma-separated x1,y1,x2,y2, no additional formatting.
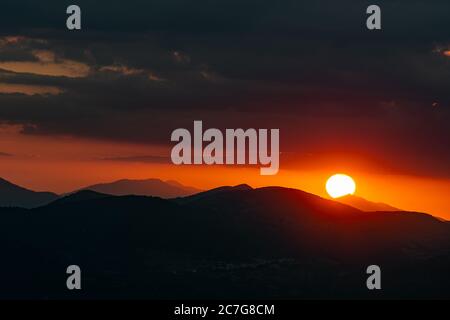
336,194,401,212
0,177,58,208
77,178,202,198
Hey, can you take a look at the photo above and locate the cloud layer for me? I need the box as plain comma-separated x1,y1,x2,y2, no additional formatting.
0,0,448,177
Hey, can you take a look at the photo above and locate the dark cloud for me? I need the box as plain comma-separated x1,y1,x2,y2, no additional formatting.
0,0,448,177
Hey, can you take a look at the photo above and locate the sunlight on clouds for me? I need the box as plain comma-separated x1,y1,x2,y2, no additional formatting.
0,83,62,95
0,60,90,78
0,35,28,46
32,50,56,63
100,64,165,81
0,48,89,78
148,72,165,81
100,64,145,76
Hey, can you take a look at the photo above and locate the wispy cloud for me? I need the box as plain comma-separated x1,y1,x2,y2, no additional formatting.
0,151,13,157
0,82,62,95
99,64,165,81
0,40,90,78
172,51,190,64
0,59,90,78
99,155,170,164
99,64,144,76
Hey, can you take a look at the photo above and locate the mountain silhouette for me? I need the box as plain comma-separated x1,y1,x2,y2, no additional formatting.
0,185,449,299
49,190,110,206
177,183,253,203
78,178,201,198
0,177,58,208
336,194,401,212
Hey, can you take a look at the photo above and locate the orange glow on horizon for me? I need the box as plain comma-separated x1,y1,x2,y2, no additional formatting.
0,127,449,220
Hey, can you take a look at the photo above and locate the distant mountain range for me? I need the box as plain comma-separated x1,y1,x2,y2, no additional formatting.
0,182,449,299
0,178,58,208
0,177,405,214
78,178,202,198
0,178,201,208
336,194,401,212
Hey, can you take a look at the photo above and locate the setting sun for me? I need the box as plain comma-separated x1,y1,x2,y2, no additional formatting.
326,174,356,198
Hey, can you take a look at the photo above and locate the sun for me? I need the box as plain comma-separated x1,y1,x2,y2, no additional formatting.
326,174,356,198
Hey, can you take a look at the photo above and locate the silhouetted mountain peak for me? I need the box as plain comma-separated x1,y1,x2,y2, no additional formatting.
50,190,110,206
233,184,253,191
178,183,253,203
0,177,27,190
0,177,58,208
77,178,201,198
0,177,13,185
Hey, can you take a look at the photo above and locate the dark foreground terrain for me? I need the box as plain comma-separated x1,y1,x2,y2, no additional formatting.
1,185,449,299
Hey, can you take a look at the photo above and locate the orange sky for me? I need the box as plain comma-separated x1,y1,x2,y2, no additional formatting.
0,125,449,220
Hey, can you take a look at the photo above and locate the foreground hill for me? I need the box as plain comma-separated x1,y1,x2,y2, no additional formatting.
0,178,58,208
0,185,448,299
